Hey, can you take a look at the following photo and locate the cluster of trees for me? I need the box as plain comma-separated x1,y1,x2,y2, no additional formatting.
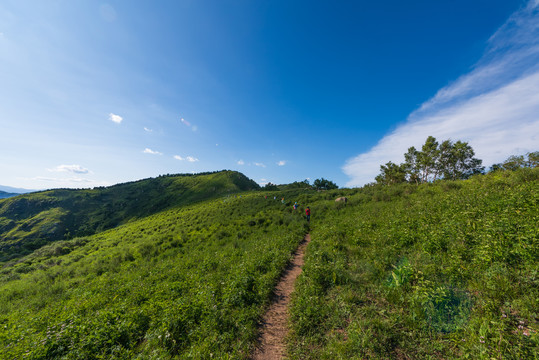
262,178,339,191
490,152,539,171
313,178,338,190
375,136,484,185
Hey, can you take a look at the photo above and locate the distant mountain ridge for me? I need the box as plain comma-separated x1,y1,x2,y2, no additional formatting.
0,185,36,194
0,170,259,263
0,191,19,199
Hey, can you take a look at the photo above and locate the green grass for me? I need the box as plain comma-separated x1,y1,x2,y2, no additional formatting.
287,168,538,359
0,191,310,359
0,171,259,263
0,169,537,359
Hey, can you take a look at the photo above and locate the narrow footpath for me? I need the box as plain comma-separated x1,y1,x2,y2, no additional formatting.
251,233,311,360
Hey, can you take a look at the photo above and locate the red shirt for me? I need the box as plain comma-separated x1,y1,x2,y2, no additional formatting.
305,208,310,216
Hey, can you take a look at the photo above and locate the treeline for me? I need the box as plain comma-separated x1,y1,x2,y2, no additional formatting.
490,152,539,171
376,136,538,185
263,178,339,191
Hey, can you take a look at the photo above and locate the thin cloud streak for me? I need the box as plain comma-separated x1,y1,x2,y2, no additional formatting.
143,148,162,155
49,164,90,174
35,176,93,183
174,155,199,162
343,0,539,187
26,176,111,189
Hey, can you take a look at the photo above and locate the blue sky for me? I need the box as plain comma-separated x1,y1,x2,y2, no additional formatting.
1,0,538,190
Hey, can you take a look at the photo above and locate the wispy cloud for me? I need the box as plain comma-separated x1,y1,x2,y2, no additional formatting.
143,148,162,155
28,176,110,188
49,164,90,174
144,127,153,132
174,155,199,162
237,159,245,165
343,0,539,187
254,162,266,168
33,176,94,183
109,113,123,124
277,160,287,166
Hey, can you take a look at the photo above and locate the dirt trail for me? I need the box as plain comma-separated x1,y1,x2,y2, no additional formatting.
251,233,311,360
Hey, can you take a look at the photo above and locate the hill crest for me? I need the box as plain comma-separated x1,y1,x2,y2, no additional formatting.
0,170,259,263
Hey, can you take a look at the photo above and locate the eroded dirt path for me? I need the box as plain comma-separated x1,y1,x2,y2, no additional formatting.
251,233,311,360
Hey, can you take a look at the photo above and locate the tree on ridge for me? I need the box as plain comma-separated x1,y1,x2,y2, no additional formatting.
375,136,484,185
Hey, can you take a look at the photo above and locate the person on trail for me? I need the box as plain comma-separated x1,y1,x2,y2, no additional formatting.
293,202,298,210
305,207,311,222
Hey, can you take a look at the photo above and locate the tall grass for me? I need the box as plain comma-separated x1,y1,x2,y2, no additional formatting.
0,193,307,359
288,168,538,359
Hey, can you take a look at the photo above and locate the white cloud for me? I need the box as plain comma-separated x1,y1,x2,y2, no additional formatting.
34,176,93,183
277,160,287,166
109,113,123,124
254,162,266,168
27,176,111,188
343,1,539,187
144,127,153,132
174,155,199,162
237,160,245,165
143,148,162,155
49,164,90,174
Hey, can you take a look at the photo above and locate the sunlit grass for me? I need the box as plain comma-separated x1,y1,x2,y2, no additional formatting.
288,168,538,359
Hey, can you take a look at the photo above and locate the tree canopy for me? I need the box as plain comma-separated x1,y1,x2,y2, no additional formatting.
376,136,484,185
490,151,539,172
313,178,338,190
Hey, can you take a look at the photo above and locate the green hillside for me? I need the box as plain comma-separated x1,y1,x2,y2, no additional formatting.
0,168,537,359
0,190,308,359
0,171,259,263
289,167,538,359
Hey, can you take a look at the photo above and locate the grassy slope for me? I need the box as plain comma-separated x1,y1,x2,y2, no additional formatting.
0,169,536,359
288,168,538,359
0,191,308,359
0,171,259,263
